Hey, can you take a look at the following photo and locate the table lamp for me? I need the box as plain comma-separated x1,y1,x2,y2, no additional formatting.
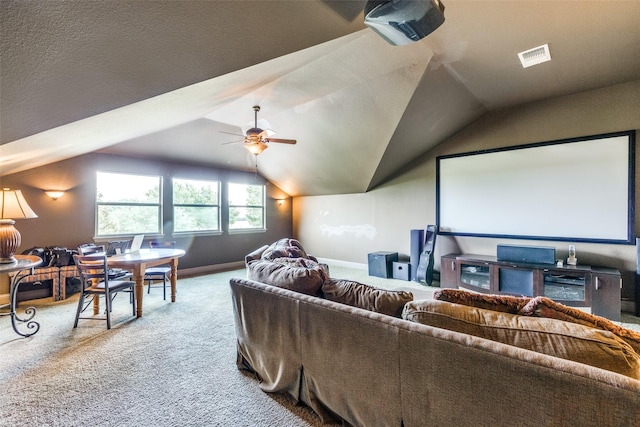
0,188,38,263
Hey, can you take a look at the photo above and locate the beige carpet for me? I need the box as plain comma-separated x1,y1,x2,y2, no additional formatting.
1,263,638,427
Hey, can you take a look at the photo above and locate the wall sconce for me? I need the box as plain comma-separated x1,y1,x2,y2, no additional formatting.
0,188,38,263
44,190,65,200
276,199,286,206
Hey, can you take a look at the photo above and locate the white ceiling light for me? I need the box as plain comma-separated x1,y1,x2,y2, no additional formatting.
518,44,551,68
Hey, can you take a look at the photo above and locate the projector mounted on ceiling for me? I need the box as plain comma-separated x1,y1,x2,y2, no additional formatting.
364,0,445,46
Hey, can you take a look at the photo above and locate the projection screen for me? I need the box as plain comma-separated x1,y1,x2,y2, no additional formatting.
436,130,635,244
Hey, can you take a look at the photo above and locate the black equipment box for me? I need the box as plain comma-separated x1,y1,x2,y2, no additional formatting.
368,251,399,278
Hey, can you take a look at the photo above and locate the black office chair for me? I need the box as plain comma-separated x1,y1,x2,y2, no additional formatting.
145,241,175,300
73,254,136,329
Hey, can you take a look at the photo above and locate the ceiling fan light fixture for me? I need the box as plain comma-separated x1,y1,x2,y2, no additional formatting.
245,142,268,155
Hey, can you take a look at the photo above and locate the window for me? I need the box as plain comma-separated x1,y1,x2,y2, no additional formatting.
173,178,220,233
96,172,161,236
228,183,265,230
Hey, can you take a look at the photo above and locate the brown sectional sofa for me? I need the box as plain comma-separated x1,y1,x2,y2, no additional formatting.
230,277,640,426
233,240,640,425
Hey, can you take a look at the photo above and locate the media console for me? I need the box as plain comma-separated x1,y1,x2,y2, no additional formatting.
440,253,621,321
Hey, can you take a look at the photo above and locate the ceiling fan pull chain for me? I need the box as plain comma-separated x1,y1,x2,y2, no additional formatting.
254,154,259,180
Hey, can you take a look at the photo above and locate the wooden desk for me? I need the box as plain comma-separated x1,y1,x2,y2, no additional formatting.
0,255,43,337
105,248,185,318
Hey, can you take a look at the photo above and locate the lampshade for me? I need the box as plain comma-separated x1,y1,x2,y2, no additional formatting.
0,188,38,263
0,189,38,219
245,142,268,155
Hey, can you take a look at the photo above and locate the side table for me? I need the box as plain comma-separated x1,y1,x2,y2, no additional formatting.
0,255,43,337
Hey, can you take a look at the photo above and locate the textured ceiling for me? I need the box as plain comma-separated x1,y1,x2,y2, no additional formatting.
2,1,640,196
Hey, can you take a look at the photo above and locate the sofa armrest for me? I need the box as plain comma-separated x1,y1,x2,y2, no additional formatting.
245,245,269,265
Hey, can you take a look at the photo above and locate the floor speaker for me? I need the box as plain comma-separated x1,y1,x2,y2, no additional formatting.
410,229,424,281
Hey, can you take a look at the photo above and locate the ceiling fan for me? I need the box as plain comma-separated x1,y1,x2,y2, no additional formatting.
221,106,297,156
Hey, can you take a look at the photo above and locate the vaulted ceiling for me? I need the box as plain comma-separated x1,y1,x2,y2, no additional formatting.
2,1,640,196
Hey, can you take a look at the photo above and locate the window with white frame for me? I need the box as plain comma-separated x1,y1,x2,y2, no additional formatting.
228,183,265,230
173,178,220,233
96,171,162,236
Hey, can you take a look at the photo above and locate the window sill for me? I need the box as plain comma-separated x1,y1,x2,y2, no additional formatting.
227,228,267,235
172,231,223,238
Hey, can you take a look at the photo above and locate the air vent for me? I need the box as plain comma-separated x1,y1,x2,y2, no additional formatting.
518,44,551,68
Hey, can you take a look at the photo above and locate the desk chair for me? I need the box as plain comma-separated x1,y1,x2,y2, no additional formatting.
145,241,175,300
73,254,136,329
77,243,133,294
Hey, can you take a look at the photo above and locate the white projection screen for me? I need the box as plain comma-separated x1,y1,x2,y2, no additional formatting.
436,131,635,244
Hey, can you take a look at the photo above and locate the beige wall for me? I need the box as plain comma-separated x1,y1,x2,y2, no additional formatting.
294,80,640,303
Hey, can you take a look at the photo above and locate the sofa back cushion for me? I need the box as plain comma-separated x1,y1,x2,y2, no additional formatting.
402,299,640,379
435,288,640,355
246,259,325,296
519,296,640,355
321,279,413,318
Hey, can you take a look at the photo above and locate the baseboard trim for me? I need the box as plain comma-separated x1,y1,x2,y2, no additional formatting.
178,261,245,278
316,257,367,271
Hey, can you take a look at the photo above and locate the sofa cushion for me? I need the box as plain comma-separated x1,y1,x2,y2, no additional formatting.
433,288,530,314
246,259,325,296
435,288,640,355
402,299,640,379
321,279,413,318
272,257,330,279
519,296,640,354
245,244,269,265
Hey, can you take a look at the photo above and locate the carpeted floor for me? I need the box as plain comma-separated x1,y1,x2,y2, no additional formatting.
0,264,433,427
1,263,638,426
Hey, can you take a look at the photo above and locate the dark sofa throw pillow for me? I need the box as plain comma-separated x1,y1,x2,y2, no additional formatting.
247,259,325,296
321,279,413,318
402,299,640,380
261,238,309,260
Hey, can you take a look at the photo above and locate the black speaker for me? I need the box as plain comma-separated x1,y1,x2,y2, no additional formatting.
497,244,555,265
368,251,398,278
410,229,424,281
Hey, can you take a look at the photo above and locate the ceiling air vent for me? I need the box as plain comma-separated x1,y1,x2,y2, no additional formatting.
518,44,551,68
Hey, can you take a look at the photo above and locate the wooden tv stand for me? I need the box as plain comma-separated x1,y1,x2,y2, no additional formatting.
440,253,621,321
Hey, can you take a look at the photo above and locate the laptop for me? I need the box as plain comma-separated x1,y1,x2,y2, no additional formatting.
128,234,145,254
106,240,129,256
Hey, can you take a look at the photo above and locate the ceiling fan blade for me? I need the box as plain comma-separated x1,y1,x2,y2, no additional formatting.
264,137,297,144
222,139,245,145
219,130,246,137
